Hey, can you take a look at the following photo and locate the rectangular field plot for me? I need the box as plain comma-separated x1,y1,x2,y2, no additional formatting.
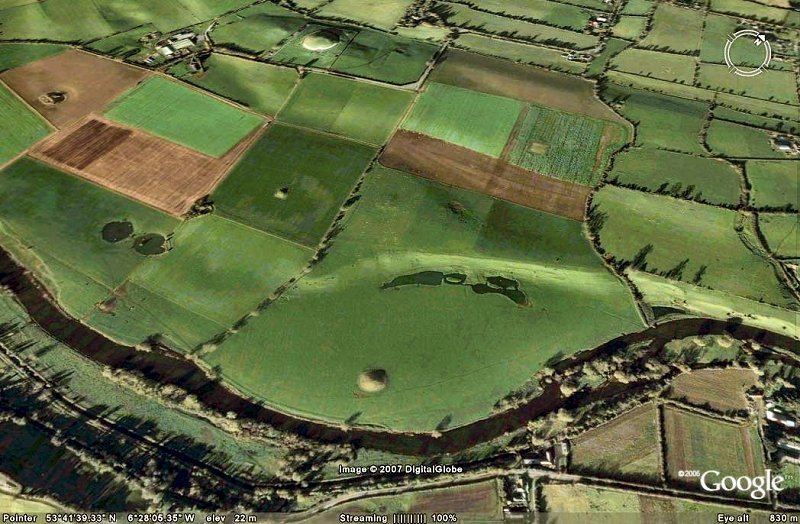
610,149,741,206
330,29,438,85
174,54,298,116
639,4,704,52
204,166,642,431
212,123,376,247
571,404,661,481
613,87,708,154
303,480,502,523
612,15,647,39
668,368,758,413
315,0,415,29
0,158,179,318
610,48,697,83
664,406,764,490
697,64,799,105
593,185,795,308
30,116,263,216
0,83,51,166
507,105,625,186
278,73,414,145
454,33,588,75
0,49,149,129
382,131,591,220
710,0,794,25
748,160,799,211
105,76,263,157
401,82,523,158
440,0,598,32
706,120,789,158
760,214,798,259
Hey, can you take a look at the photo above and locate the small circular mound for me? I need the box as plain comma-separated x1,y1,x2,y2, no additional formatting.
274,186,289,200
302,30,340,51
102,221,134,243
38,91,67,105
133,233,168,256
358,369,388,393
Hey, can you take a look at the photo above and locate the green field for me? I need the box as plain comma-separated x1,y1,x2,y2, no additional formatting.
270,23,356,68
587,38,631,77
610,149,742,206
0,42,67,72
0,158,179,320
508,105,624,186
0,0,255,41
622,0,655,15
748,161,799,210
760,214,798,258
174,54,298,116
571,405,661,481
706,119,788,159
401,82,523,157
631,271,798,336
612,15,648,40
204,166,643,431
330,29,438,85
85,24,160,62
594,185,794,308
700,13,769,66
714,107,795,133
212,123,376,247
542,484,640,514
0,84,51,166
454,33,587,75
697,63,799,105
664,407,765,485
611,48,697,83
710,0,794,25
210,3,306,54
278,73,414,144
316,0,414,29
105,76,263,157
441,0,597,31
441,2,600,49
639,3,704,52
611,86,708,154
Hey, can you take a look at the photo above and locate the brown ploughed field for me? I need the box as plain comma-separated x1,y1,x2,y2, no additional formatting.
31,115,264,216
0,49,149,128
380,130,589,221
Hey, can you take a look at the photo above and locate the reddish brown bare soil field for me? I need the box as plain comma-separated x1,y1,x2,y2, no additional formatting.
0,49,149,128
31,115,265,216
380,130,589,221
430,50,632,131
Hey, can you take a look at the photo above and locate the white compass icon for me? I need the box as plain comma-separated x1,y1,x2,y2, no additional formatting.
724,29,772,77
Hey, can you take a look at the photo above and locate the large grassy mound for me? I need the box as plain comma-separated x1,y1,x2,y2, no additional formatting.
204,167,643,431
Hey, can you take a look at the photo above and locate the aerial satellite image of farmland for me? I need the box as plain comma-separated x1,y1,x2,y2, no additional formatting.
0,0,797,521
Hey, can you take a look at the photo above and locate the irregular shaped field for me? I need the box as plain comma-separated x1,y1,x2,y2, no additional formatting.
204,167,642,431
761,214,799,259
401,82,523,157
0,158,179,319
210,3,306,54
593,185,795,308
212,123,376,247
30,115,264,215
571,404,661,481
105,76,263,157
0,49,149,128
0,83,51,166
639,3,704,52
610,149,742,206
610,48,696,83
706,119,789,159
175,54,298,116
278,73,414,144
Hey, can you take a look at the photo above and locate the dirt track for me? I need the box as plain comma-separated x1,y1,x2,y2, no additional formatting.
380,130,589,221
0,49,149,128
31,115,264,216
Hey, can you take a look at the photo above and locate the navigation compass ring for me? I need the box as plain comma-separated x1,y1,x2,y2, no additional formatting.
724,29,772,77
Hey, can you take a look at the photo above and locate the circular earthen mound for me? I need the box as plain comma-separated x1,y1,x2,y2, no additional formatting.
357,369,388,393
38,91,68,105
302,30,340,51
